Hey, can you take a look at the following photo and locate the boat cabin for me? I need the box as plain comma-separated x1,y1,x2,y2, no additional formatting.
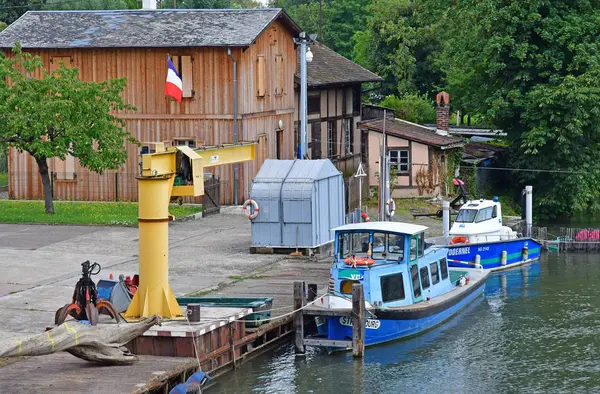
449,197,516,243
331,222,454,308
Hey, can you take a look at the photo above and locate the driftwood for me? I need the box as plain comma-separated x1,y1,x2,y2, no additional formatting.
0,315,160,365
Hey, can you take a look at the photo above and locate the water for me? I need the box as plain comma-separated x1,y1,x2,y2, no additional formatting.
207,252,600,394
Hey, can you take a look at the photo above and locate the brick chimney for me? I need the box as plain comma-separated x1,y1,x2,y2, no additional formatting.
436,91,450,136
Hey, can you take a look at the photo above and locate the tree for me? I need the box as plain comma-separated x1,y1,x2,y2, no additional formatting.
441,0,600,218
0,45,136,214
380,93,436,124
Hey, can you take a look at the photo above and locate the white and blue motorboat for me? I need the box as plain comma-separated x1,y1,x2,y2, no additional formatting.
445,197,541,271
304,222,489,349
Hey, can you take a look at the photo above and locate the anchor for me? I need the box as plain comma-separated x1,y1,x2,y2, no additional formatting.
55,260,120,326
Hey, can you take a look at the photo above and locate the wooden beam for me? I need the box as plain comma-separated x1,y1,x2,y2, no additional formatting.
293,281,305,354
352,283,365,357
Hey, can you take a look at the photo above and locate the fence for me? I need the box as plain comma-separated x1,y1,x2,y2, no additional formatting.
7,171,227,205
331,154,369,214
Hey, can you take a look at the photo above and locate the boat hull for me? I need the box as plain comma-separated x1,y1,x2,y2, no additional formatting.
322,270,487,348
447,238,541,272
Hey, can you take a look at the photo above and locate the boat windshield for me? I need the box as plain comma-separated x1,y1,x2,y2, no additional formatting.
338,232,371,258
455,209,478,223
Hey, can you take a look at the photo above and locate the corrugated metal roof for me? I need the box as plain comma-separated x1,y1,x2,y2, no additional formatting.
0,9,301,49
254,159,340,182
359,118,464,148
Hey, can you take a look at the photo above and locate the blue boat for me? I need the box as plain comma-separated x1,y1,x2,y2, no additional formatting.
445,198,541,271
303,222,490,350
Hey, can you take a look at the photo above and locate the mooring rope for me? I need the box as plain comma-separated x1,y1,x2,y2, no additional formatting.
231,292,330,324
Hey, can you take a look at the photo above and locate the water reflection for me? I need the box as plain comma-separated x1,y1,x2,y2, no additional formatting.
208,253,600,394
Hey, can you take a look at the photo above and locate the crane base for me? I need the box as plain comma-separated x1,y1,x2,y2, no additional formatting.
122,284,184,322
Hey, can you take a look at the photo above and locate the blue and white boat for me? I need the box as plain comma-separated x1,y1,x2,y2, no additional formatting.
445,198,541,271
303,222,489,349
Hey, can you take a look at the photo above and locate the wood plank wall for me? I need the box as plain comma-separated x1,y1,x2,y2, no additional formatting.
8,19,298,205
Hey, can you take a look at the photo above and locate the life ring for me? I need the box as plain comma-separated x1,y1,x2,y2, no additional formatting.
449,236,469,245
344,256,375,267
385,198,396,218
242,199,259,220
361,211,371,222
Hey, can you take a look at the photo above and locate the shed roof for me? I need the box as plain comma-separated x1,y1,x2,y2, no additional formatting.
359,118,464,149
332,222,428,235
0,9,301,49
254,159,341,182
296,43,382,87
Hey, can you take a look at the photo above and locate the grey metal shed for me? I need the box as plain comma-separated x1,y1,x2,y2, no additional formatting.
250,159,345,249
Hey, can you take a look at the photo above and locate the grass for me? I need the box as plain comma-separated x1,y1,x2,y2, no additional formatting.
0,200,202,226
367,197,439,216
0,172,7,186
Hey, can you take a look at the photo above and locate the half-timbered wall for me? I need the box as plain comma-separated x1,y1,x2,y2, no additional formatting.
8,19,298,204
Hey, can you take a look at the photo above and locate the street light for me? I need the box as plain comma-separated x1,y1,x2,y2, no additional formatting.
294,32,315,159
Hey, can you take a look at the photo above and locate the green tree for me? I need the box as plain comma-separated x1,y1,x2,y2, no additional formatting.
380,93,436,124
42,0,138,11
0,0,43,25
0,45,136,214
442,0,600,218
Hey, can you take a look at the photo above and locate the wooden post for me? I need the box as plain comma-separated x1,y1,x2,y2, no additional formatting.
352,283,365,357
294,281,305,354
229,323,236,369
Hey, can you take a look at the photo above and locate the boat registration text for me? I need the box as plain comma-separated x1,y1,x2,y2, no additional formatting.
339,316,381,330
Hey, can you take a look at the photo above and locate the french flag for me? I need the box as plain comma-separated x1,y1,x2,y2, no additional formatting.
164,56,182,103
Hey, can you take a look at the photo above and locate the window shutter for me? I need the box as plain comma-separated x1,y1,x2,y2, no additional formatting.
256,55,266,97
275,54,283,95
181,55,193,98
50,56,72,73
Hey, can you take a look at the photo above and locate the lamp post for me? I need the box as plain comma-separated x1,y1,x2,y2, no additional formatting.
295,32,315,159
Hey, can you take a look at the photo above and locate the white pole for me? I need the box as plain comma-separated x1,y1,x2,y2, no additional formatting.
299,33,308,159
358,176,362,214
442,200,450,238
380,110,387,221
525,185,533,237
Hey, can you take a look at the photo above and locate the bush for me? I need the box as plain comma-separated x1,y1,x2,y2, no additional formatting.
380,93,436,124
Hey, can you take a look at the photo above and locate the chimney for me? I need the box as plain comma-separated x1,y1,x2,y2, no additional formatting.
142,0,157,9
436,91,450,136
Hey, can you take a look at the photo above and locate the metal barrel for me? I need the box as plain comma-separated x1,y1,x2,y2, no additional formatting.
186,303,201,323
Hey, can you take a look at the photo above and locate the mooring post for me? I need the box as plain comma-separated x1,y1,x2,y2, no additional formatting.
522,246,529,263
352,283,365,357
442,200,450,239
294,281,305,354
525,185,533,237
501,250,507,266
475,254,481,268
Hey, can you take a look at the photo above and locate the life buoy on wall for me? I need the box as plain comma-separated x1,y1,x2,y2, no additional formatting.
242,199,260,220
361,211,371,222
385,198,396,218
344,256,375,267
449,236,469,245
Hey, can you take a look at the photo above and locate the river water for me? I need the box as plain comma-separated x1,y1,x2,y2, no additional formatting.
207,251,600,394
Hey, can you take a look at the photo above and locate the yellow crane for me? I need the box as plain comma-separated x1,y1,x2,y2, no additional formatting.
123,142,256,320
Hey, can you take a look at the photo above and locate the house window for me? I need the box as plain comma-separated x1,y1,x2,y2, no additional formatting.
51,56,76,181
274,54,284,95
440,258,449,280
276,129,283,159
256,55,266,97
420,266,430,289
173,138,196,148
390,149,410,173
430,262,440,285
361,130,368,163
308,92,320,114
411,265,421,298
171,55,194,98
311,122,321,159
345,118,352,155
410,236,417,261
381,273,405,303
353,86,361,115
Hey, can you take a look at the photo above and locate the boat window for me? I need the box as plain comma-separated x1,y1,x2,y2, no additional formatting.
410,237,417,261
418,233,425,258
430,262,440,285
381,273,405,302
340,280,358,295
420,266,430,289
440,257,448,280
411,265,421,298
372,232,387,259
492,205,498,218
475,207,494,223
455,209,477,223
387,233,405,260
338,232,371,258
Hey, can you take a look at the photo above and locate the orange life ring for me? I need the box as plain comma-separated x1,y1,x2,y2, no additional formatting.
449,236,469,245
344,256,375,266
361,212,371,222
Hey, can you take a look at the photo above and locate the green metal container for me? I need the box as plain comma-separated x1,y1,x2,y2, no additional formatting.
176,297,273,328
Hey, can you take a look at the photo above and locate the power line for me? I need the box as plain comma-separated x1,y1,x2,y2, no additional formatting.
461,165,590,175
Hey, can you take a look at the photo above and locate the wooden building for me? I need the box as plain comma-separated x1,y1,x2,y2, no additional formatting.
0,9,302,204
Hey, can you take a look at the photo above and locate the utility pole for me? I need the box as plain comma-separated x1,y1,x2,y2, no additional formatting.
294,33,314,159
379,110,387,221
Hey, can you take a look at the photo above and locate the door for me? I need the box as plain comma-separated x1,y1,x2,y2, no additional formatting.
409,235,423,303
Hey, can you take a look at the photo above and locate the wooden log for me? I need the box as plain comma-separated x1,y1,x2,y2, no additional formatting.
293,281,305,354
0,316,160,365
352,283,365,358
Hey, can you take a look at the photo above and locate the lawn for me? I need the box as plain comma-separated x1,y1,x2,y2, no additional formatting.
367,197,440,216
0,201,202,226
0,172,7,186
